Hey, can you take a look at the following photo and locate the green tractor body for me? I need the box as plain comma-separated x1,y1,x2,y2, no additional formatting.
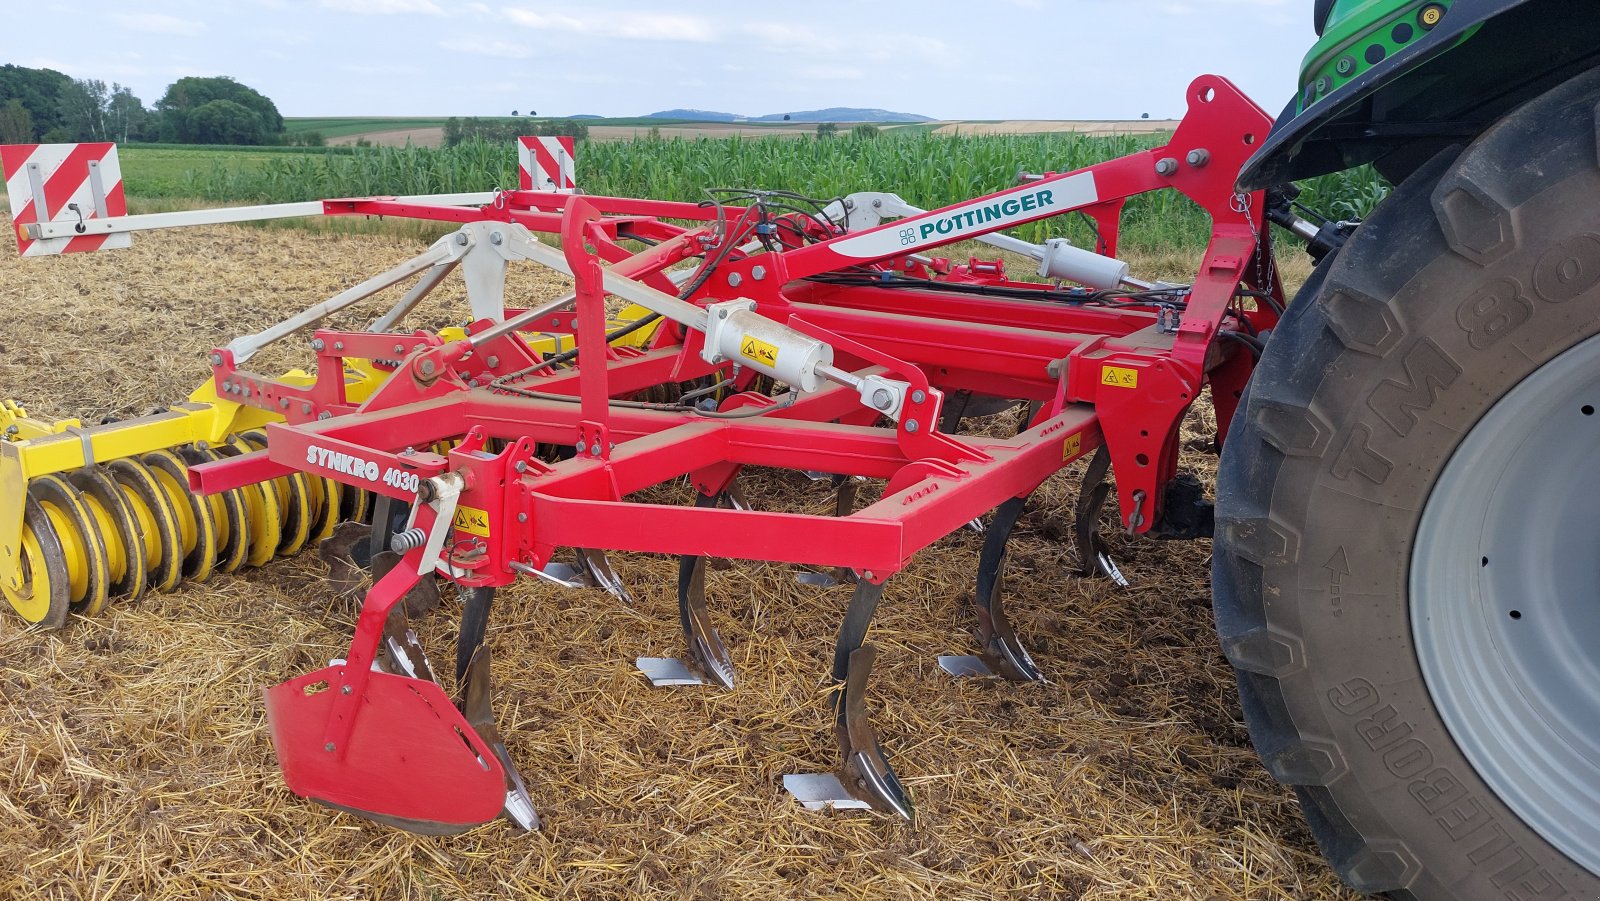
1241,0,1600,188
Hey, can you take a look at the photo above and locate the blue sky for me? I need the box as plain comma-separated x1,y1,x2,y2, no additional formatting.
15,0,1312,119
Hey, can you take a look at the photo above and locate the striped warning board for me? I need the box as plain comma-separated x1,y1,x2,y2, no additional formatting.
517,136,576,193
1,142,130,257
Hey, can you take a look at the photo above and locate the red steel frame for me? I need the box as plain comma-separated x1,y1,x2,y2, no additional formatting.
191,75,1280,592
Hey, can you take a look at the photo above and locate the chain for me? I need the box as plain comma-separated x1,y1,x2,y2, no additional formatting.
1232,191,1278,299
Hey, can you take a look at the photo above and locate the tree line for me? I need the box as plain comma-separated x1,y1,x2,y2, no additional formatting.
0,65,291,146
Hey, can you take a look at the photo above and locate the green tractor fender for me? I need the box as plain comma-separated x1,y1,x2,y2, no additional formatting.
1239,0,1600,190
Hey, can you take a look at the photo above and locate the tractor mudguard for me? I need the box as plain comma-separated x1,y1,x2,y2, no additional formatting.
1239,0,1600,190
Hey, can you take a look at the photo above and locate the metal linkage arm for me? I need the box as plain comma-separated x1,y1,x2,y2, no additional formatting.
24,192,498,241
224,234,465,363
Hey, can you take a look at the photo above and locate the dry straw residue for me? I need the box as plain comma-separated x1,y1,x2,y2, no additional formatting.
0,217,1350,900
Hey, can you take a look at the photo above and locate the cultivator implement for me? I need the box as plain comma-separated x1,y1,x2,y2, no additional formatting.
4,75,1292,829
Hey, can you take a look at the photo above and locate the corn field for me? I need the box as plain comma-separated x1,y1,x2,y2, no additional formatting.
180,133,1388,249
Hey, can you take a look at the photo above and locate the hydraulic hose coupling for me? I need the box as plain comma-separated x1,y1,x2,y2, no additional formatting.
699,299,833,392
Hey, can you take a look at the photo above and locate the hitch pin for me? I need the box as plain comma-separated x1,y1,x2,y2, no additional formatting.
1125,490,1146,536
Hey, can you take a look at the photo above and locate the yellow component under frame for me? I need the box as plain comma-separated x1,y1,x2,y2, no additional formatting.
1,310,662,602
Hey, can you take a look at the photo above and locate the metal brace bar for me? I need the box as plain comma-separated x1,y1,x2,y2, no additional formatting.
225,237,462,363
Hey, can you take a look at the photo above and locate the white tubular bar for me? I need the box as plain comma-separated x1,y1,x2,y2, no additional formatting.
24,191,498,241
369,259,461,333
225,235,462,363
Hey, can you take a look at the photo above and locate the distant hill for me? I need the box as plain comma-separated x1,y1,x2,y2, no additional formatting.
646,109,740,122
645,107,931,123
753,108,932,123
567,114,603,119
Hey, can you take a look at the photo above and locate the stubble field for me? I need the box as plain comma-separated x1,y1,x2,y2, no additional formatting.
0,215,1356,900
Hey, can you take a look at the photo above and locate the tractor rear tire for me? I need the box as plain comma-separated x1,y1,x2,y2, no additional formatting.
1214,67,1600,897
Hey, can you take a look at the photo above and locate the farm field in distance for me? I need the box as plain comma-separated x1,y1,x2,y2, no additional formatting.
283,116,1183,147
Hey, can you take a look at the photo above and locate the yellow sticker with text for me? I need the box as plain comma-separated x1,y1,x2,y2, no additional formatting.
739,335,779,368
1101,365,1139,389
1062,433,1082,462
452,505,491,537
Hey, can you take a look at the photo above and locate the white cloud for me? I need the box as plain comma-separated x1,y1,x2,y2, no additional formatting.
503,7,715,42
320,0,443,14
796,65,866,81
341,62,423,75
738,22,820,50
112,13,206,37
440,38,531,59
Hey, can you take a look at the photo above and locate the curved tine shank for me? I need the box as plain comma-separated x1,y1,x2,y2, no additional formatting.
575,548,633,604
456,586,495,685
677,551,736,689
973,495,1045,683
704,483,745,571
829,581,913,818
319,520,375,599
796,476,860,587
458,645,541,831
379,601,438,683
1073,447,1129,586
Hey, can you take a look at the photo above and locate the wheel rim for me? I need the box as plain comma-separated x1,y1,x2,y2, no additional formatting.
1413,332,1600,873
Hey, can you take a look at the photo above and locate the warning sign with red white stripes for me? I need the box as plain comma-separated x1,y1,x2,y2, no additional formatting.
517,135,576,193
1,142,131,257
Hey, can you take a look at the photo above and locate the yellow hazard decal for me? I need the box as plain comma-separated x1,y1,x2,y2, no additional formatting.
739,335,779,368
1101,365,1138,389
1062,433,1082,462
453,505,491,537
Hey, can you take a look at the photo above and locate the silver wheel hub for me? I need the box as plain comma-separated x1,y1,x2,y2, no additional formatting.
1413,333,1600,873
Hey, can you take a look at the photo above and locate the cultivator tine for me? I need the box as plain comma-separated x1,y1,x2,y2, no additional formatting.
638,494,736,688
457,644,540,831
574,548,633,605
836,644,914,819
1074,447,1130,587
970,495,1045,681
447,587,540,831
796,475,860,588
534,548,632,602
787,579,913,818
455,586,494,684
318,520,374,598
656,553,736,688
377,601,437,683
